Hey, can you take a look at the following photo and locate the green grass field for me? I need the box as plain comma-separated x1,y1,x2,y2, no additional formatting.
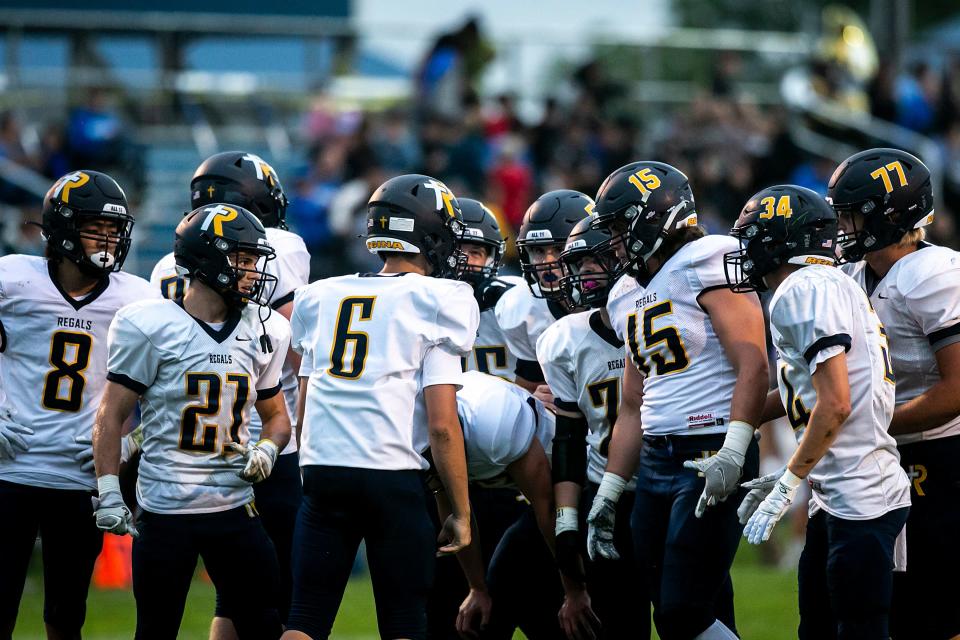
13,545,800,639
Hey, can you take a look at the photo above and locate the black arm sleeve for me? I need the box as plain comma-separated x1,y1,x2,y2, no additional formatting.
515,358,545,384
551,410,589,485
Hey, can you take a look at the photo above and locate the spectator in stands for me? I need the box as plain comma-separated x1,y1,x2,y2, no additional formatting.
896,62,940,134
487,134,532,232
415,16,494,122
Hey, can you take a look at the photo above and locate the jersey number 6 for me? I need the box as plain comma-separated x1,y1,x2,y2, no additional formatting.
329,296,376,379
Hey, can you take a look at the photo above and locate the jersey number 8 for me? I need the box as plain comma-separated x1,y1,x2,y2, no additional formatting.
42,331,93,412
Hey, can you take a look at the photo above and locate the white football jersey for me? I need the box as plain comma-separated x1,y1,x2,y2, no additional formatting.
463,275,524,380
150,228,311,455
149,251,182,299
292,273,479,471
769,265,910,520
495,281,566,379
841,245,960,444
537,309,630,487
107,299,290,514
0,255,156,490
606,235,738,436
456,370,555,482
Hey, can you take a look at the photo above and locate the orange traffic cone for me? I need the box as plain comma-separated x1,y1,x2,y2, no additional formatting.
93,533,133,589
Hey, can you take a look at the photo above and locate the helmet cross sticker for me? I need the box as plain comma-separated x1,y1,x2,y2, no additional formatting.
241,153,278,186
52,172,90,203
200,205,240,236
423,179,457,217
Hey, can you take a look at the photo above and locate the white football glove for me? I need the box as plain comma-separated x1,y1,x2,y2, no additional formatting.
683,421,754,518
0,406,33,461
94,474,138,538
586,472,626,561
74,426,145,473
227,439,278,483
743,469,803,545
737,465,786,525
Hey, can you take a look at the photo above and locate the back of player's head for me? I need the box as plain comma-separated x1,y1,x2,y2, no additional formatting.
190,151,288,230
725,184,838,293
174,203,277,309
559,216,619,308
365,174,466,279
827,147,933,262
592,161,698,277
41,170,134,277
456,198,505,286
516,190,594,300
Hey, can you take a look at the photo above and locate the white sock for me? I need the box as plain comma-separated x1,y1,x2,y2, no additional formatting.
694,619,740,640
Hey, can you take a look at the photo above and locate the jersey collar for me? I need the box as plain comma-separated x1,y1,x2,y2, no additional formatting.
175,299,243,344
547,298,567,320
46,260,110,312
589,309,623,348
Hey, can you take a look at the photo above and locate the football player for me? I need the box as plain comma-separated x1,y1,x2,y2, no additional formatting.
726,184,911,639
457,198,523,380
496,190,592,392
283,175,478,640
829,149,960,640
93,205,292,639
586,162,768,640
434,370,562,639
428,199,528,639
537,217,648,639
150,151,309,633
0,170,155,639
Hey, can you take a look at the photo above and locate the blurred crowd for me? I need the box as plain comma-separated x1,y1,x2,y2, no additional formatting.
0,88,143,255
3,15,960,277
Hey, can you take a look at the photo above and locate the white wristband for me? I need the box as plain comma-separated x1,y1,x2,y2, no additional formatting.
596,472,627,503
721,420,755,465
97,474,121,496
779,468,804,490
556,507,579,534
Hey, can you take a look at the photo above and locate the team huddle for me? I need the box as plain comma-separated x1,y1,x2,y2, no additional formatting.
0,146,956,640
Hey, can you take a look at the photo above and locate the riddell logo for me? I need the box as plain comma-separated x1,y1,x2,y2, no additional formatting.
367,240,405,250
687,413,720,427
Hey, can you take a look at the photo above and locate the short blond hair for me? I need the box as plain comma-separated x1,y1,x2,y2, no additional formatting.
897,227,926,248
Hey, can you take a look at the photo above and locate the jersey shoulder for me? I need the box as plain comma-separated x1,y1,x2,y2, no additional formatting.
149,252,177,282
771,265,856,324
684,234,739,267
678,234,738,292
494,280,539,329
115,297,178,325
257,306,292,341
536,309,591,363
111,271,159,303
0,254,46,283
266,227,311,258
893,244,960,295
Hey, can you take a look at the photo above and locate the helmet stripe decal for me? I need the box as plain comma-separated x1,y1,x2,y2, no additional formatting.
52,171,90,203
423,179,457,217
200,205,240,236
